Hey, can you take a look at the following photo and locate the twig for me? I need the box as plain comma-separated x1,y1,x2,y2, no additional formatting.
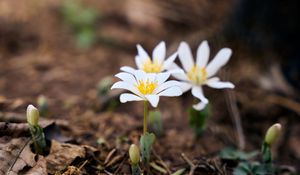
78,160,89,170
225,89,245,150
104,148,116,165
181,153,196,175
266,94,300,115
152,150,171,174
114,154,127,174
104,169,114,175
6,138,31,174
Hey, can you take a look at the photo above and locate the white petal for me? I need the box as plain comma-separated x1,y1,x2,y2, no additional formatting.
154,80,181,93
167,68,184,75
177,82,193,93
115,72,137,84
191,86,208,104
162,52,177,70
145,95,159,107
120,66,136,74
178,42,194,72
196,40,210,68
120,93,143,103
137,44,150,62
152,41,166,64
156,72,171,85
135,56,143,69
206,79,235,89
169,63,189,81
206,77,220,82
134,70,147,81
193,102,207,111
157,86,182,97
206,48,232,77
111,81,141,96
146,73,157,82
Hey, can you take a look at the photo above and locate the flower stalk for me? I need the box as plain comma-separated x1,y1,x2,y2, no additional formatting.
143,100,149,134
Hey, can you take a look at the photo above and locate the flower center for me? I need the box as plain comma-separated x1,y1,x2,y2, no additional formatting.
142,58,162,73
187,66,207,85
136,79,158,95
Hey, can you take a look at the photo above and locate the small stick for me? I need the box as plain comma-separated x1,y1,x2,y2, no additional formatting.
152,150,171,174
225,89,245,150
78,160,89,170
104,169,114,175
104,148,116,165
7,138,31,174
114,154,127,174
181,153,196,175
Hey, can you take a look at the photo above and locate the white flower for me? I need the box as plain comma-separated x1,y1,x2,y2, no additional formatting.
170,41,235,110
120,41,180,74
111,70,183,107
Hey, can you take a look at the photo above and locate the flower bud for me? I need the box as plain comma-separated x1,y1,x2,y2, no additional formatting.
37,95,47,108
27,104,40,126
264,123,282,145
129,144,140,165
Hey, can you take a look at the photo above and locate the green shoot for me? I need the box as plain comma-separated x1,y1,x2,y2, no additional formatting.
188,104,211,137
37,95,48,117
61,0,99,49
129,144,141,175
27,104,46,155
149,110,163,136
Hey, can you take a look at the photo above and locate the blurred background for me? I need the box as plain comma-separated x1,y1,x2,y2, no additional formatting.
0,0,300,170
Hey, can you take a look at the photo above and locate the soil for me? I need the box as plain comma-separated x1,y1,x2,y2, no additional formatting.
0,0,299,174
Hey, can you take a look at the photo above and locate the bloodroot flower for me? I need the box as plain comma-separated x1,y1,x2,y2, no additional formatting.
121,41,179,74
171,41,235,110
111,70,182,107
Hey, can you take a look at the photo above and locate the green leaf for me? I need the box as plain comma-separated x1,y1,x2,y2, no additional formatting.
29,125,47,154
140,132,155,164
220,147,259,161
97,76,113,96
131,164,141,175
149,110,163,136
188,105,211,136
61,0,99,49
233,162,275,175
262,143,272,164
150,162,167,174
171,168,186,175
76,28,96,49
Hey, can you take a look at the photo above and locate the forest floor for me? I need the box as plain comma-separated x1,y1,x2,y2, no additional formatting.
0,0,299,174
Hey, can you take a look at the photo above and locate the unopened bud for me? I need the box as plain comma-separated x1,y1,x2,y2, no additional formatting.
265,123,282,145
37,95,47,108
129,144,140,165
27,104,40,126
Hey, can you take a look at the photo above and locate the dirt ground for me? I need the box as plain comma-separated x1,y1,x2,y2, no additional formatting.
1,0,299,174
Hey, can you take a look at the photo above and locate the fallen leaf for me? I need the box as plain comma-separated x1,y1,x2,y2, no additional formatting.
45,140,85,174
0,137,35,175
25,156,47,175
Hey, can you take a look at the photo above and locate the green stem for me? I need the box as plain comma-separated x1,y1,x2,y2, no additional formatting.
143,100,149,134
29,125,46,155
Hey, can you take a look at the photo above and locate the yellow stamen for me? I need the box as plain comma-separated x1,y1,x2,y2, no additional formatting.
136,79,158,95
142,58,163,73
187,66,207,85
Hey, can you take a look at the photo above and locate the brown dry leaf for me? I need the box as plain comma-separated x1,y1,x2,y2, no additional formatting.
25,156,47,175
60,166,82,175
0,137,36,175
45,140,85,174
0,122,29,137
